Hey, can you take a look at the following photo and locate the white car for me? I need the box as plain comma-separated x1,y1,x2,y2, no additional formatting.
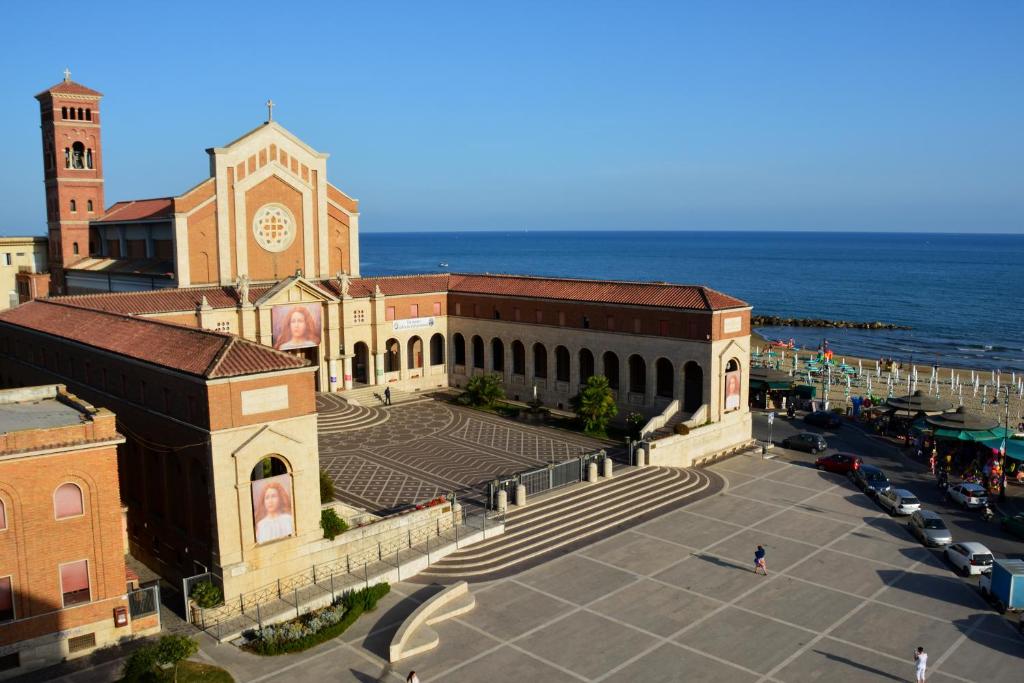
945,542,995,576
947,483,988,509
876,488,921,516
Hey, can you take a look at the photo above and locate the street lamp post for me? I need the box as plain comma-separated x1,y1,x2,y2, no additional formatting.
1000,386,1010,501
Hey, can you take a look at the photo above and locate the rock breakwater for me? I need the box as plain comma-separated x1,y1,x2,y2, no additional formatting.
752,316,911,330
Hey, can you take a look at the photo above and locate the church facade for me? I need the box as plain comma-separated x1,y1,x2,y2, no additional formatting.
1,74,754,605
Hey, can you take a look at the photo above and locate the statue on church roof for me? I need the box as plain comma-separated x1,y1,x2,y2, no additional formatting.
373,284,383,298
336,271,351,298
236,274,250,304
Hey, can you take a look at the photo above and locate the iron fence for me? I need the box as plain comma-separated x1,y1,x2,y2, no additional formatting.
487,450,607,508
127,585,160,619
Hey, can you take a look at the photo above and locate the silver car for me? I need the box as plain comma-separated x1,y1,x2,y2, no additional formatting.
877,488,921,516
909,509,953,547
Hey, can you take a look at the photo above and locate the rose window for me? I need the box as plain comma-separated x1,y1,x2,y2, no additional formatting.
252,204,296,253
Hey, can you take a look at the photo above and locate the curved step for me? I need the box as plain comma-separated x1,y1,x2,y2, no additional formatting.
422,468,712,577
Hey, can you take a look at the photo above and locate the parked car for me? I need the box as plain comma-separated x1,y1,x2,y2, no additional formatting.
947,482,988,509
782,432,829,454
814,452,862,474
1001,512,1024,540
908,509,953,547
850,464,891,498
945,542,994,576
876,488,921,516
804,411,842,429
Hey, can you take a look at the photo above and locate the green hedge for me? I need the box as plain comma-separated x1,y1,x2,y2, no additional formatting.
247,583,390,656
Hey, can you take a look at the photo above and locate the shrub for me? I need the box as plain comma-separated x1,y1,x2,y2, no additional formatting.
319,470,335,503
248,583,390,655
465,374,505,407
189,580,223,609
320,507,349,540
122,635,198,683
122,643,159,682
626,412,645,437
673,423,690,436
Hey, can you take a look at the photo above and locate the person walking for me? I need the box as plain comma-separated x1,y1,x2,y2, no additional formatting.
384,386,392,406
406,672,420,683
913,646,927,682
754,545,767,575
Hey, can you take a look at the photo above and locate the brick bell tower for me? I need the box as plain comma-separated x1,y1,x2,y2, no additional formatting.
35,69,104,294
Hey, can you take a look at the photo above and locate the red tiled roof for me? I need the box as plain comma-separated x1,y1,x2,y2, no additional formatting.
57,286,274,315
36,80,102,98
96,198,174,224
446,273,748,311
322,274,452,298
0,300,308,379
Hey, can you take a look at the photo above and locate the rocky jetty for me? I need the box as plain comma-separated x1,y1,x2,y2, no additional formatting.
752,315,911,330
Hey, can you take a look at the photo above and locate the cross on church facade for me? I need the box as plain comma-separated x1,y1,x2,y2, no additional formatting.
63,68,71,82
266,99,275,122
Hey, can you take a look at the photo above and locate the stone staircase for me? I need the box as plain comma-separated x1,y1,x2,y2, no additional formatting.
651,410,692,439
339,385,430,408
316,393,390,433
419,465,716,580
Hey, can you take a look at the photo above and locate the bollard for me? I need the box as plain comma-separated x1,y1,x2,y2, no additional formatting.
587,461,598,483
603,458,613,478
636,446,647,467
515,484,527,507
496,489,508,513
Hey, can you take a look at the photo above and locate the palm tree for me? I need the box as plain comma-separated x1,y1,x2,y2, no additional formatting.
465,373,505,407
573,375,618,435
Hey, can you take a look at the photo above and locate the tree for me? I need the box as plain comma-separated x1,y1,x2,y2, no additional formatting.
572,375,618,435
156,635,198,683
122,635,198,683
465,373,505,407
319,469,335,503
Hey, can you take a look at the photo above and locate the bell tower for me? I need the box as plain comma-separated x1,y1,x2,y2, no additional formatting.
35,69,104,294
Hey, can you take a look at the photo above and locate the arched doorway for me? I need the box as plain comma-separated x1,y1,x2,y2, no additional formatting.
656,358,674,398
555,346,570,382
472,335,485,369
453,333,466,366
353,342,369,384
533,343,547,379
579,348,595,384
628,355,646,394
512,341,526,375
384,338,400,373
684,361,704,412
603,351,619,390
429,333,445,366
491,338,505,372
407,336,423,369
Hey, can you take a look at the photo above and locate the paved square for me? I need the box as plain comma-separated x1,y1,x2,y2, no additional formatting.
317,395,611,512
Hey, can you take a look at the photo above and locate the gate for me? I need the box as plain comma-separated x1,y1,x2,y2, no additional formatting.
486,450,607,509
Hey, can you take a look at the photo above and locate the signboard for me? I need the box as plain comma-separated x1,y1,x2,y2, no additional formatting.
393,316,436,332
767,412,775,425
723,316,743,334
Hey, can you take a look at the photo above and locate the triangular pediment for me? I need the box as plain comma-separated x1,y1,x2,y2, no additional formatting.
208,121,328,162
254,275,338,307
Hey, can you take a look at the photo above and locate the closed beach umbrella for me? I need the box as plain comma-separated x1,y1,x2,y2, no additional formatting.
887,390,952,415
926,406,999,433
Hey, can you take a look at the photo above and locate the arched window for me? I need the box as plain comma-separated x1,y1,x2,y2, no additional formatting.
724,358,741,412
54,483,84,519
72,242,79,255
603,351,619,390
533,343,547,379
453,333,466,366
407,336,423,369
69,199,77,212
429,333,444,366
471,335,484,369
71,142,85,169
85,108,92,121
491,338,504,372
629,355,646,394
69,107,76,120
61,106,68,119
0,497,6,530
579,348,595,384
656,358,674,398
512,340,526,375
87,199,93,212
77,108,83,120
384,338,400,373
250,456,294,544
86,149,93,169
64,147,70,168
555,346,570,382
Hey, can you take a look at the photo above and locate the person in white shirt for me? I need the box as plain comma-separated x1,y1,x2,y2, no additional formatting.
914,646,927,682
406,672,420,683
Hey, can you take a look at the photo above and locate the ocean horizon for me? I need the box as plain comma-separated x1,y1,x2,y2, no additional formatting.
361,230,1024,373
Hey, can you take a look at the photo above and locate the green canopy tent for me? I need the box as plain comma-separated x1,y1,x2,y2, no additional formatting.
979,438,1024,462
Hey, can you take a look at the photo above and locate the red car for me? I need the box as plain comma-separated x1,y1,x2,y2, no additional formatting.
815,452,862,475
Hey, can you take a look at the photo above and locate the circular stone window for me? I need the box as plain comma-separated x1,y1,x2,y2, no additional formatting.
252,203,296,253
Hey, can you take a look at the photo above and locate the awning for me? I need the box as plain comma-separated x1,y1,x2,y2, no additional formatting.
979,438,1024,462
933,426,1013,442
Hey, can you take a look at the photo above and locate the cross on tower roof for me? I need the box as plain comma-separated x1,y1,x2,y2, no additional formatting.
266,98,275,122
63,67,71,82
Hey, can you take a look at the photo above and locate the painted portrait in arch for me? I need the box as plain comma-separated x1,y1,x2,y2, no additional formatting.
272,304,322,351
725,370,741,411
251,473,295,544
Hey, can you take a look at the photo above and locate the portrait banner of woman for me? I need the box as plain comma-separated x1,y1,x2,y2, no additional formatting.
725,370,741,411
251,473,295,544
272,304,322,351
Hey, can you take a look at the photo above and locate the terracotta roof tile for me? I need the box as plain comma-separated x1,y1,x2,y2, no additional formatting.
36,80,103,98
96,198,174,223
57,286,273,315
0,300,308,379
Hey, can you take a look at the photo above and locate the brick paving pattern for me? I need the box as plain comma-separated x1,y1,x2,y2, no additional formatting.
317,396,611,513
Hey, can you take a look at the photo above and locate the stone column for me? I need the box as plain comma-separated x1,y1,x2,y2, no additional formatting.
343,356,354,390
328,358,339,392
373,352,384,386
569,347,580,395
645,358,657,407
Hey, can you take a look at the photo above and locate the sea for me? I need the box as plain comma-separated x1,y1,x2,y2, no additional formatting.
360,231,1024,374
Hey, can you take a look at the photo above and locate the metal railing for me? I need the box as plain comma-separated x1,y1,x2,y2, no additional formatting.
128,585,160,619
487,450,607,508
184,504,502,637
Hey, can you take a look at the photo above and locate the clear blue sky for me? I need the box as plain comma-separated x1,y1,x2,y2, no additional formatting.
2,1,1021,233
